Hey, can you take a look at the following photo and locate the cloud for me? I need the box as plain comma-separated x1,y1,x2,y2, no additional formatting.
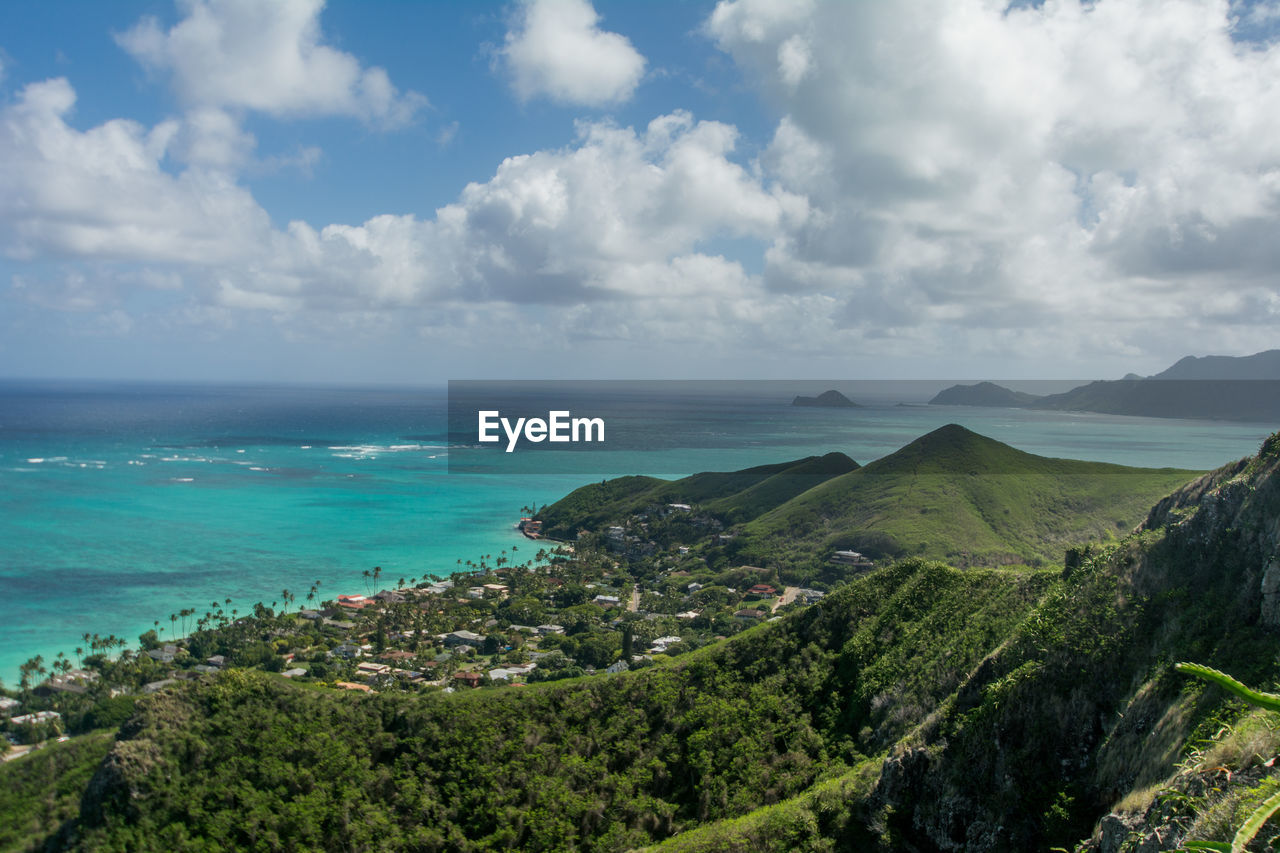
0,78,272,266
1,75,815,352
501,0,647,106
10,0,1280,375
706,0,1280,365
116,0,425,127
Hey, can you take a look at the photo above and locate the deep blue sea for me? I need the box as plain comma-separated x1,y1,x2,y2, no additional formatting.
0,379,1272,684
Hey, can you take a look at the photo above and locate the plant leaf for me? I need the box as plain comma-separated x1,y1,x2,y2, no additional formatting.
1174,663,1280,714
1232,788,1280,853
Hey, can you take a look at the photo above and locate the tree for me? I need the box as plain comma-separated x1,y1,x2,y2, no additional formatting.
622,624,635,662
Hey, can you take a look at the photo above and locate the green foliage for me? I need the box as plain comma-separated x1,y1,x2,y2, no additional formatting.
1176,665,1280,852
53,557,1048,851
537,453,857,538
0,732,114,852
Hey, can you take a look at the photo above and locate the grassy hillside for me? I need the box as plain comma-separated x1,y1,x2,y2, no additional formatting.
735,424,1200,569
536,451,858,537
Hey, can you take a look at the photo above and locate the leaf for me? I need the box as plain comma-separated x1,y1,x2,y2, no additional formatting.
1180,843,1231,852
1232,787,1280,853
1173,663,1280,714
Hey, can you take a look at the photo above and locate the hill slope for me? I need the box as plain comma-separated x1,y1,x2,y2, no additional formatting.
536,451,858,536
12,431,1280,851
1153,348,1280,380
734,424,1199,569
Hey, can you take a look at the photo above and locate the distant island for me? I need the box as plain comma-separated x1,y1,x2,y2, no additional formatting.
792,389,859,408
928,349,1280,422
928,381,1042,408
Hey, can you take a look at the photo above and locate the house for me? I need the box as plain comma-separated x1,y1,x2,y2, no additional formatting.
649,636,682,654
453,672,483,688
356,662,392,677
482,583,509,595
537,624,565,635
677,546,690,555
36,669,98,696
378,650,416,663
675,610,700,620
488,668,515,681
605,660,629,674
281,668,307,678
747,584,778,597
734,609,764,621
796,588,826,604
466,587,486,599
667,503,692,512
299,609,322,620
592,595,621,608
337,594,370,610
443,630,483,648
831,550,874,568
142,679,179,693
207,655,226,668
504,662,537,675
147,644,180,663
686,582,703,593
10,710,60,726
0,696,21,715
332,643,363,659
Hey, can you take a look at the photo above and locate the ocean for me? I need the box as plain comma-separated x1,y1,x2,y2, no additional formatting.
0,379,1272,684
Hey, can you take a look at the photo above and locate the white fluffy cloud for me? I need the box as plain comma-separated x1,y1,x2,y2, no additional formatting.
707,0,1280,363
0,78,271,266
116,0,425,126
1,74,815,351
501,0,647,106
8,0,1280,374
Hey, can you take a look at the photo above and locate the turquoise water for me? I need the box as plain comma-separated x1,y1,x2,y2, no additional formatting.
0,380,1272,684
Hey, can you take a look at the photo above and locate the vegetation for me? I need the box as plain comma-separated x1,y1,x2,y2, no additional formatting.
3,425,1279,851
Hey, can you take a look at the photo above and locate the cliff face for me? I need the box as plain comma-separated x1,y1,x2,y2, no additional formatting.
864,434,1280,851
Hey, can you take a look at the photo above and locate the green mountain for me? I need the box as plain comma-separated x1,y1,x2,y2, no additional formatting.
537,451,858,536
8,429,1280,851
733,424,1199,570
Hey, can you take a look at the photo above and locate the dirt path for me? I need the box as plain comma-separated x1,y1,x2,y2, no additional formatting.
771,586,799,613
628,586,641,612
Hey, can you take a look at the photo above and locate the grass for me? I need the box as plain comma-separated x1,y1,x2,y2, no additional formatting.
736,424,1200,571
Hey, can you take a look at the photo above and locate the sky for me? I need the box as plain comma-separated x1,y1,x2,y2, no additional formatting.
1,0,1279,383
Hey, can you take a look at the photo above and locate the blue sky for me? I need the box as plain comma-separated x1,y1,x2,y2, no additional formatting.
2,0,1279,383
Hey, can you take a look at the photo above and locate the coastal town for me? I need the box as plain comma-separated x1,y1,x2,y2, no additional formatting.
2,502,839,759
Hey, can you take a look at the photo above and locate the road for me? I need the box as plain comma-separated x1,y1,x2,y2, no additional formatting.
771,586,799,613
